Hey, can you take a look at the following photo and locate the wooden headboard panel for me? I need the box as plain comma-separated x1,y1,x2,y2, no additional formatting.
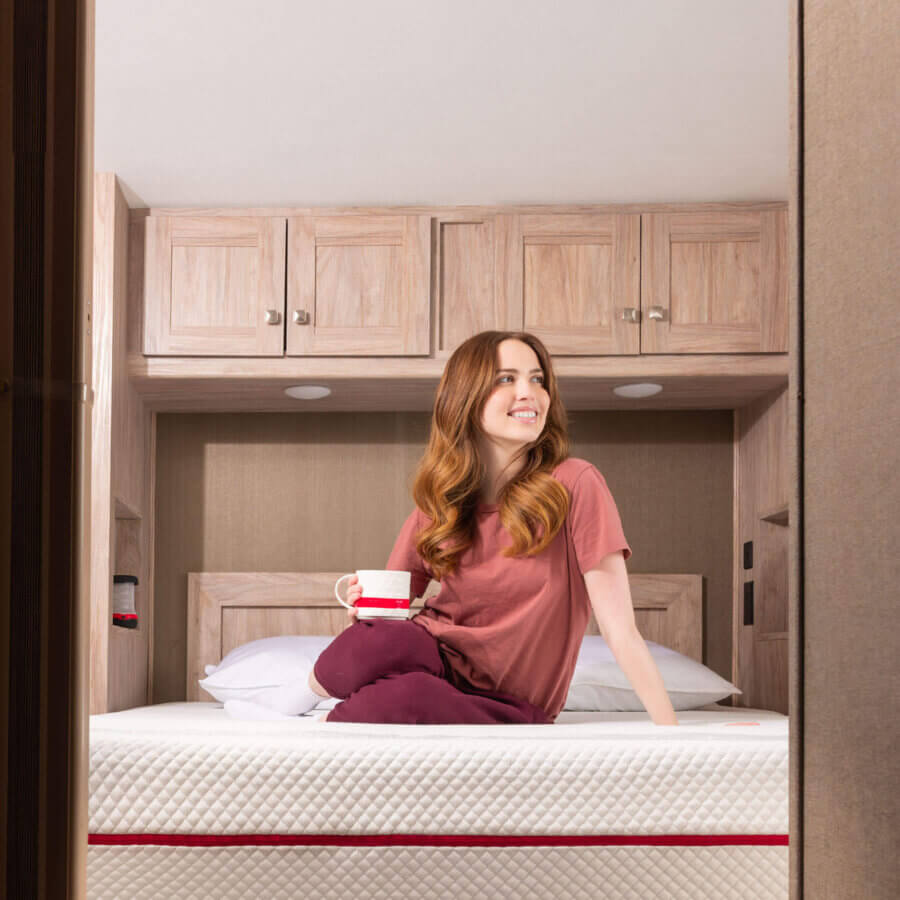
186,571,703,701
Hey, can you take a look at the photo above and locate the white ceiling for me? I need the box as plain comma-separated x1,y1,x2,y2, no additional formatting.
95,0,789,209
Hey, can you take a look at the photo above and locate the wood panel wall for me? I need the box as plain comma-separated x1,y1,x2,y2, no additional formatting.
153,410,733,703
90,174,155,714
734,386,790,713
802,1,899,897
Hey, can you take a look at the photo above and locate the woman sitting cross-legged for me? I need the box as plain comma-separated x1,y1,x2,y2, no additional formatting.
308,330,678,727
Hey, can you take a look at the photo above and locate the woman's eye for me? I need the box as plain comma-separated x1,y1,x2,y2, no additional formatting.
497,376,545,384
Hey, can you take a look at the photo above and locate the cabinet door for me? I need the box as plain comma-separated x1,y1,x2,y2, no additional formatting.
433,215,505,359
497,214,640,355
286,215,430,356
143,216,286,356
641,211,788,353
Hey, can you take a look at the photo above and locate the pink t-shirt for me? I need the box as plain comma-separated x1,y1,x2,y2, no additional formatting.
385,457,632,721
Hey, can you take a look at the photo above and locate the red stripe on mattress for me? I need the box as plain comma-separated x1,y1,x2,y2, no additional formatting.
89,833,789,847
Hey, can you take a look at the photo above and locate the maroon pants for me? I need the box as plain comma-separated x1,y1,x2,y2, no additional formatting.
313,619,551,724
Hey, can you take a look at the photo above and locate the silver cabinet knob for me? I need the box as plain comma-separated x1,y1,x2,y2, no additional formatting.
264,309,281,325
293,309,310,325
621,308,639,323
647,306,666,321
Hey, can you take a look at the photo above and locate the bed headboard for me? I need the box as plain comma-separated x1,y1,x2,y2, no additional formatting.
186,571,703,701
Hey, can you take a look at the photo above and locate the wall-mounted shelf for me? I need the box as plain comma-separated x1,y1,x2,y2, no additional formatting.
760,505,790,526
128,352,789,413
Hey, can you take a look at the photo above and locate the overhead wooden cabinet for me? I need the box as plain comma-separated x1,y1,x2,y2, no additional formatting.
286,215,430,356
433,214,502,359
143,216,287,356
137,204,787,360
641,210,788,353
496,213,641,356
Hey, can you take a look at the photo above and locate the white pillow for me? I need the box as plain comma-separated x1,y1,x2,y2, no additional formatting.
564,636,741,711
199,636,340,714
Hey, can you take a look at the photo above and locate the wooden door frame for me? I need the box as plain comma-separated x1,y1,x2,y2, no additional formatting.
1,2,809,899
1,1,93,898
788,4,804,896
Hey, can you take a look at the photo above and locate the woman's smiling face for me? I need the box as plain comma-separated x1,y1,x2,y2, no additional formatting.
479,339,549,450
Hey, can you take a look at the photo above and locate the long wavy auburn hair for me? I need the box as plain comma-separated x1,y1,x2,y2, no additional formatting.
410,331,571,579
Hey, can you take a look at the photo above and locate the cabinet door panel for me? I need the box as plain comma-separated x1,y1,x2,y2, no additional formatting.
498,214,640,355
143,216,286,356
315,244,403,328
524,241,613,330
641,211,787,353
170,245,259,329
435,217,498,358
286,215,429,356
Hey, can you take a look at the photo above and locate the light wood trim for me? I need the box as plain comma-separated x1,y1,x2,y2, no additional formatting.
89,173,117,714
91,174,154,715
145,412,157,703
186,571,703,702
137,201,788,220
495,214,522,330
760,209,790,351
732,409,743,698
285,216,315,352
733,386,790,713
127,214,145,356
128,373,787,413
432,214,501,359
127,352,787,412
405,215,431,354
130,352,788,380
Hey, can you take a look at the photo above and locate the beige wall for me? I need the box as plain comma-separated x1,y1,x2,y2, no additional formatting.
153,410,733,703
802,1,900,897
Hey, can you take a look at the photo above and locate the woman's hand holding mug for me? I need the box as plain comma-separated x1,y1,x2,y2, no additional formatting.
343,574,363,620
334,570,413,620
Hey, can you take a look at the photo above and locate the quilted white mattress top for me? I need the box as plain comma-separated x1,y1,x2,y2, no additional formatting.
89,702,788,837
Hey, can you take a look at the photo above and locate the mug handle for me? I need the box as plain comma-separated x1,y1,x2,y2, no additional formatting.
334,573,356,610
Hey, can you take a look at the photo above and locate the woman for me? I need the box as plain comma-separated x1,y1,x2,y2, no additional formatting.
307,331,678,726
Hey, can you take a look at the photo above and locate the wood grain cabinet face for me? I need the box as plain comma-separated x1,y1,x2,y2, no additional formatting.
143,216,287,356
286,215,430,356
433,216,502,358
495,214,642,355
641,211,788,353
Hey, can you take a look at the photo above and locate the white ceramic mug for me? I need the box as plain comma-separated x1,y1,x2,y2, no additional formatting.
334,569,412,620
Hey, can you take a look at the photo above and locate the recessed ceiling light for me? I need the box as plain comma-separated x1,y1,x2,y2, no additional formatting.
612,382,663,399
284,385,332,400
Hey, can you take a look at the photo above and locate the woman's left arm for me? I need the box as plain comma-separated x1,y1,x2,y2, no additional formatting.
583,551,679,726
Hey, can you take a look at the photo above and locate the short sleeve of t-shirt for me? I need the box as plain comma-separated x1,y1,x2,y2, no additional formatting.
385,508,434,600
567,465,632,572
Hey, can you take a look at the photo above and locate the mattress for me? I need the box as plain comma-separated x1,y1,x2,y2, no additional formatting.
88,702,789,899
